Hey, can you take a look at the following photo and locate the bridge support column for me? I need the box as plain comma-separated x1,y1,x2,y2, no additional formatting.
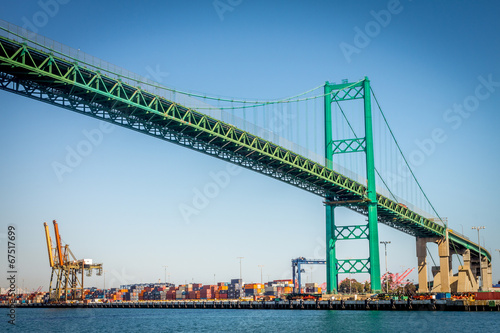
326,205,338,294
437,237,451,293
416,237,429,293
482,258,492,291
457,249,478,292
470,257,482,291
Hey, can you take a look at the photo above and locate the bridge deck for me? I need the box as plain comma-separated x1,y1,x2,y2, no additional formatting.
0,30,489,262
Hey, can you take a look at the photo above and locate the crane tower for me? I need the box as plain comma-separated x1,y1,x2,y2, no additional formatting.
44,220,103,302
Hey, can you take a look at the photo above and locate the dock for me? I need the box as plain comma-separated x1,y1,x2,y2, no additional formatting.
3,299,500,311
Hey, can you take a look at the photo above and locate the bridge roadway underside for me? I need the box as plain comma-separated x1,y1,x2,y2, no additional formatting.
0,35,490,267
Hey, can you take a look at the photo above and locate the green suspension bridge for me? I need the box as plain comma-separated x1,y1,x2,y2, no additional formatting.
0,20,491,293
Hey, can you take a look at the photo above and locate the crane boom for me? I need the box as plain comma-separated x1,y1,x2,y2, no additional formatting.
52,220,64,266
43,222,55,267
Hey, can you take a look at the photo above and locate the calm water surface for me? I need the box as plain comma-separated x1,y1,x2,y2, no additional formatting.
2,308,499,332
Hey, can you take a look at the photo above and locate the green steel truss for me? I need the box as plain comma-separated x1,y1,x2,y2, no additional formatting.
331,138,366,154
337,259,370,274
335,225,369,240
0,34,490,268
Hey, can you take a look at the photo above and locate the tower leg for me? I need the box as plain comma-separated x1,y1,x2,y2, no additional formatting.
367,202,381,292
363,78,381,292
326,205,337,294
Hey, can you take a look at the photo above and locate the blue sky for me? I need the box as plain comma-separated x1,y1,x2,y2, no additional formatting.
0,0,499,291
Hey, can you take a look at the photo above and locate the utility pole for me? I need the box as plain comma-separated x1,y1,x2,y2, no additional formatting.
103,270,106,301
162,266,168,285
472,226,485,290
380,241,391,293
237,257,244,281
258,265,264,284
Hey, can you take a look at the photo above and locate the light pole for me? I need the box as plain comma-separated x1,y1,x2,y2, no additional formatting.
349,273,352,294
380,241,391,293
103,270,106,301
472,226,485,290
162,266,168,285
237,257,244,281
258,265,264,284
459,224,464,235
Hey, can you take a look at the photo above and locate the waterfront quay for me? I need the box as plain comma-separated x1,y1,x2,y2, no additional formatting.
3,299,499,312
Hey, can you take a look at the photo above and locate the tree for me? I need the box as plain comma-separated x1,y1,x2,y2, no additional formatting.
338,278,364,294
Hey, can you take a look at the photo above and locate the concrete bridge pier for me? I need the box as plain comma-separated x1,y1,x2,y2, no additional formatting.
482,257,492,291
455,249,478,292
416,237,429,293
416,237,451,293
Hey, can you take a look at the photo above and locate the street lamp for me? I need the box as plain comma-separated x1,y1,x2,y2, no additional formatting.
237,257,244,281
258,265,264,284
471,226,485,290
380,241,391,293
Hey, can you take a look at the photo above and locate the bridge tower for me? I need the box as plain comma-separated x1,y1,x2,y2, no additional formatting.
324,77,381,293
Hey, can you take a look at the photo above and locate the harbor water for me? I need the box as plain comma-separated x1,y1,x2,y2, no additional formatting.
2,308,498,332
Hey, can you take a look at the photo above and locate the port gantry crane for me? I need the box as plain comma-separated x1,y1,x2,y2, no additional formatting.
292,257,326,293
44,220,103,302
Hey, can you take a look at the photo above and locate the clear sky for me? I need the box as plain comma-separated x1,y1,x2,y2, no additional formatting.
0,0,499,291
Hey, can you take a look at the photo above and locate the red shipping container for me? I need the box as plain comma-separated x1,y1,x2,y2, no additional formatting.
475,292,500,300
